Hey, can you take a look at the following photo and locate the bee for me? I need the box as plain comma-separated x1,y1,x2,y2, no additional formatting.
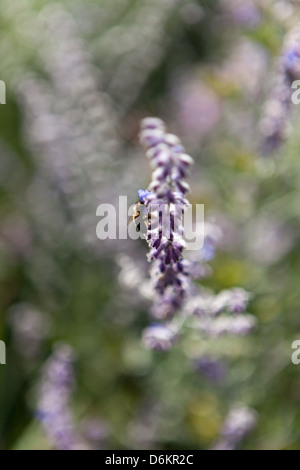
128,190,151,235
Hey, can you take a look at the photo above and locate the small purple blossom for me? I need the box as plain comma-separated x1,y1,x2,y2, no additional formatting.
198,221,222,263
143,324,177,351
138,189,150,204
185,287,251,318
196,314,257,337
284,50,300,70
200,240,216,262
194,357,227,382
212,288,251,315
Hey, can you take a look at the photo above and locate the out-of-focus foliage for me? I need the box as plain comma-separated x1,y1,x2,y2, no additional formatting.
1,0,300,450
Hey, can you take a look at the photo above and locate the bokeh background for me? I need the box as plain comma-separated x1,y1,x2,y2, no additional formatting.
1,0,300,450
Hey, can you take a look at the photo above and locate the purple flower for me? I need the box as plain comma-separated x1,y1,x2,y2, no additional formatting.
143,324,177,351
137,117,254,350
196,314,257,337
138,189,151,204
284,50,300,68
201,239,216,262
212,288,251,315
139,118,194,321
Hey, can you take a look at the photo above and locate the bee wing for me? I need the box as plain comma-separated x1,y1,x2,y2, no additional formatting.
127,202,140,227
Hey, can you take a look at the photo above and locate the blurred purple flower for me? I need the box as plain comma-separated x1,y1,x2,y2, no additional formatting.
37,344,87,450
174,80,220,139
261,23,300,153
222,0,261,29
194,356,227,382
196,314,257,337
143,324,177,351
213,405,257,450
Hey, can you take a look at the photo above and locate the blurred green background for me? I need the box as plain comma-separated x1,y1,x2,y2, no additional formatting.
1,0,300,450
